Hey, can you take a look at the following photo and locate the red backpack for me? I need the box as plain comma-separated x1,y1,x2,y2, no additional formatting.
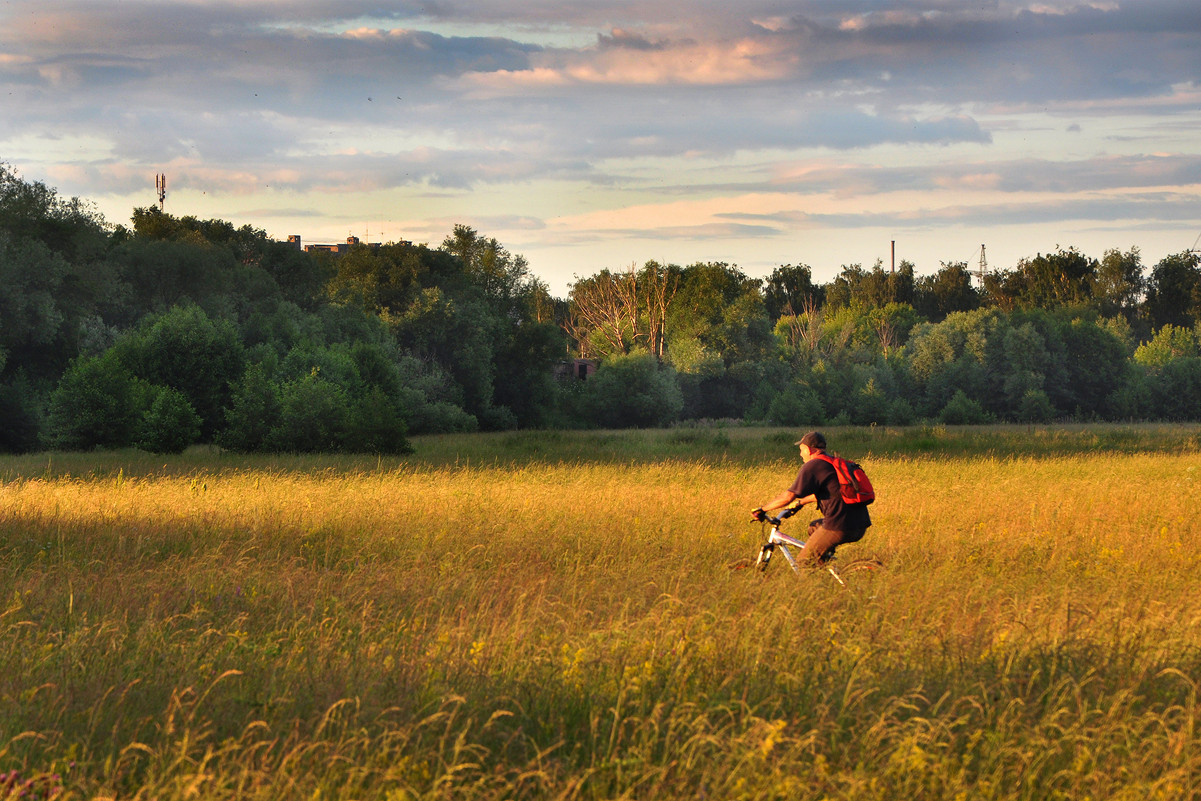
812,453,875,505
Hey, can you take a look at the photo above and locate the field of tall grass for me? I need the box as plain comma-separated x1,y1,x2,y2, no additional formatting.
2,424,1200,799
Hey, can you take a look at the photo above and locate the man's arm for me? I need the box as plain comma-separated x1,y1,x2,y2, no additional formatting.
752,491,817,518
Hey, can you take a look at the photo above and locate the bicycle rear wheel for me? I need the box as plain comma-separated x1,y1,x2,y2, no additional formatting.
836,558,884,596
839,558,884,574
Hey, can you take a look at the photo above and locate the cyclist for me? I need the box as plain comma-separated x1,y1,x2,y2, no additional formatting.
750,430,871,564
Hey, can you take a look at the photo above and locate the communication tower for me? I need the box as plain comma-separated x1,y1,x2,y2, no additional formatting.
155,174,167,211
975,244,988,285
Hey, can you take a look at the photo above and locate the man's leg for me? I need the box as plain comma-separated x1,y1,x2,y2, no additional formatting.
801,523,845,565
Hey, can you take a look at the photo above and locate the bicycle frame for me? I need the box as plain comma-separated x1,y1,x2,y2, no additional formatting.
754,509,850,585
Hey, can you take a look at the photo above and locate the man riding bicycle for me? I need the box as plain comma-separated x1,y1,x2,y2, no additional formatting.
751,431,871,564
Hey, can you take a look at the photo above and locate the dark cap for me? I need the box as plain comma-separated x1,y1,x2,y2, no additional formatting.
794,431,826,450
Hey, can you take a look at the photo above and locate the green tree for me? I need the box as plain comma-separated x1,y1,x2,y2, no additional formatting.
0,234,69,367
345,387,412,454
914,262,980,321
115,305,246,440
268,373,351,452
905,309,1003,417
1095,247,1145,322
583,351,683,428
0,373,43,453
707,292,774,365
939,389,990,424
219,364,282,452
861,303,922,357
763,264,823,321
666,262,762,365
327,241,459,315
1057,315,1129,417
0,163,108,264
1133,324,1200,367
765,385,825,426
1145,358,1201,421
1000,321,1050,410
138,387,201,454
44,351,148,450
108,238,236,314
1016,389,1055,423
0,165,116,385
441,224,532,302
261,240,332,311
1144,252,1201,331
984,248,1097,310
825,262,915,312
492,316,565,427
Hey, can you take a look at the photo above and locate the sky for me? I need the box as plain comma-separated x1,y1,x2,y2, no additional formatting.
3,0,1201,297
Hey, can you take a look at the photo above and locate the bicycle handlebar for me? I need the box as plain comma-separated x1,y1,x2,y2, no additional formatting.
760,506,801,526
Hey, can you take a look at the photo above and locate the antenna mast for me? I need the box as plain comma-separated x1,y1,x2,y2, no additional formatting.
155,174,167,212
975,244,988,284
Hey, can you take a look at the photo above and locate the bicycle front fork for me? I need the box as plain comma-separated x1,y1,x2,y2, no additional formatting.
755,543,774,571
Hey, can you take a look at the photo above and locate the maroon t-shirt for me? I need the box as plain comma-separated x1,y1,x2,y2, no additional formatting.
788,456,872,533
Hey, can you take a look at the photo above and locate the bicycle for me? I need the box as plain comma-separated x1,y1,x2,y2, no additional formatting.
729,507,883,585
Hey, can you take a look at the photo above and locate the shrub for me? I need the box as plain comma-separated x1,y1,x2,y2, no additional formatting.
219,364,281,452
1016,389,1055,424
0,374,43,453
939,389,990,425
268,373,350,452
1145,357,1201,421
851,377,891,425
138,387,201,454
116,305,245,440
344,387,413,454
889,397,917,425
583,351,683,428
765,387,825,427
44,351,149,450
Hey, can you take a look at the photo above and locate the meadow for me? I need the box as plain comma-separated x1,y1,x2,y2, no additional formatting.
1,424,1200,800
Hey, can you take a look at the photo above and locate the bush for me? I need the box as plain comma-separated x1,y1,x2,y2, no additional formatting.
138,387,201,453
219,364,281,452
268,373,350,452
1016,389,1055,424
939,389,990,425
765,387,825,427
116,305,245,440
1145,357,1201,421
44,352,149,450
851,377,890,425
583,351,683,428
0,374,43,453
478,404,519,432
889,397,917,425
344,387,413,454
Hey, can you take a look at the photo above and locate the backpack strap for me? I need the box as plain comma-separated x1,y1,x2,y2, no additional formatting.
811,453,861,495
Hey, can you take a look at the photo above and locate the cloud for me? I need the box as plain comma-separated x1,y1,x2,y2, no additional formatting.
3,0,1201,282
715,191,1201,231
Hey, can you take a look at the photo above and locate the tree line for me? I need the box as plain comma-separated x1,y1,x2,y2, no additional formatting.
3,163,1201,454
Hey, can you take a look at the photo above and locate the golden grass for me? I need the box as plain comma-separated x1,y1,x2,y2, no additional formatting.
1,428,1201,799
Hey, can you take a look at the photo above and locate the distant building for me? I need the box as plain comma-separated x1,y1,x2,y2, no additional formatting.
286,235,385,255
554,358,597,381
